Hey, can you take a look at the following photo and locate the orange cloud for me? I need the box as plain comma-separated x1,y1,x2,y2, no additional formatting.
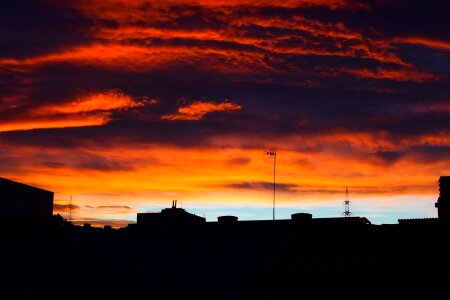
0,90,146,132
0,113,109,132
161,100,242,120
0,6,408,78
33,90,143,115
90,14,404,69
0,43,271,76
5,142,445,208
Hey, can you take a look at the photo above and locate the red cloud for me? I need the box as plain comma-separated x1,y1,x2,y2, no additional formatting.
0,90,146,132
393,37,450,51
33,90,143,115
161,100,242,121
341,67,444,82
0,2,409,78
0,113,110,132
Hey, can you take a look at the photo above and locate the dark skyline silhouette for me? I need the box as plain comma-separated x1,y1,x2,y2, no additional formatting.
1,176,450,299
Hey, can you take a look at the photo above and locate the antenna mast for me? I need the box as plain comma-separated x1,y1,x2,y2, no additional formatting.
343,187,352,217
266,148,277,220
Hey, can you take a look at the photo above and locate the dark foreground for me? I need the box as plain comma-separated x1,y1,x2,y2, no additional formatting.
2,218,450,300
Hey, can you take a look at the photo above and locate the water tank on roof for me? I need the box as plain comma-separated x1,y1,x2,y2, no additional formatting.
217,215,238,223
291,213,312,222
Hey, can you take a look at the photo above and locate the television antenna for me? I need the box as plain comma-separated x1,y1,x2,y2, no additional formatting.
265,148,277,220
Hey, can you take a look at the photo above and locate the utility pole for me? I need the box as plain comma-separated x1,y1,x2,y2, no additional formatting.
266,148,277,220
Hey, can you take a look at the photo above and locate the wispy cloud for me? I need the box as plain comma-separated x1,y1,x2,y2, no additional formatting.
0,90,148,132
222,181,299,193
161,100,241,121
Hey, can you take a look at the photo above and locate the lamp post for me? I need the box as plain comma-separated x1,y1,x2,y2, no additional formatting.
266,148,277,220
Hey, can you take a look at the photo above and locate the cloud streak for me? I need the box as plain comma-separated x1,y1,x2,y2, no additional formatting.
161,100,241,120
0,90,147,132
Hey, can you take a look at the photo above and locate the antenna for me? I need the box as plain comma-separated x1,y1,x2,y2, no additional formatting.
265,148,277,221
343,187,352,217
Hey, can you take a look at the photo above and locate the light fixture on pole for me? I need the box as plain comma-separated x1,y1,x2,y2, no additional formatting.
266,148,277,220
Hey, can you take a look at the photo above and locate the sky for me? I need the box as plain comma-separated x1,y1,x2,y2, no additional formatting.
1,0,449,226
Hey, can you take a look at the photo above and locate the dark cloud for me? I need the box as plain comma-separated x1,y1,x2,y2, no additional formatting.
228,157,251,165
223,181,299,193
409,145,450,164
53,203,80,212
0,0,97,58
85,205,131,210
371,151,403,164
297,1,450,41
0,151,23,172
74,156,134,172
42,161,67,168
0,146,138,174
1,103,448,153
299,189,343,195
153,6,227,31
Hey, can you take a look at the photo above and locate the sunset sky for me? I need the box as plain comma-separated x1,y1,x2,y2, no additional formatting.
1,0,449,226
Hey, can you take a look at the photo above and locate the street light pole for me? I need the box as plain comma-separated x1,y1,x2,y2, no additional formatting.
266,148,277,220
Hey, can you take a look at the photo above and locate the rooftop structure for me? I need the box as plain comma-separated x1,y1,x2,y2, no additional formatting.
436,176,450,222
0,177,53,219
137,200,206,227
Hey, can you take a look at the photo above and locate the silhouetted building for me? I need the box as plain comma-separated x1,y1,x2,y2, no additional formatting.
398,217,440,226
3,177,450,299
311,216,371,225
0,177,53,220
137,202,371,231
397,176,449,226
137,200,205,227
436,176,450,222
